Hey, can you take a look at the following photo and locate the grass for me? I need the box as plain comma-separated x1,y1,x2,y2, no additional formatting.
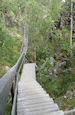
61,98,75,110
4,103,12,115
0,28,21,78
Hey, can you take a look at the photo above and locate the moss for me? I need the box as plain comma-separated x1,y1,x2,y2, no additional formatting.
4,103,12,115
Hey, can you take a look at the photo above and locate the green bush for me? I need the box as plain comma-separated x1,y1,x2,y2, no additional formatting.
0,28,20,67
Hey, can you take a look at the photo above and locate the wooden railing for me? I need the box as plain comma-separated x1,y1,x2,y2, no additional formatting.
11,53,25,115
0,52,25,115
0,23,28,115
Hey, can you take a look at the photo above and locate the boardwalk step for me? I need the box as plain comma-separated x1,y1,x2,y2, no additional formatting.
17,103,59,109
18,87,47,92
17,97,53,104
18,94,51,99
17,63,63,115
17,107,59,114
18,90,48,95
17,101,55,108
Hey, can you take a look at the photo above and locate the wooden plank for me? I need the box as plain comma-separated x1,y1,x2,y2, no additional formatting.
64,109,75,115
17,101,54,108
17,63,63,115
17,103,59,110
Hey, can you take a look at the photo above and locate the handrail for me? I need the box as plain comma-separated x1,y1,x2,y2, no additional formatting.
0,22,28,115
11,54,25,115
0,52,25,115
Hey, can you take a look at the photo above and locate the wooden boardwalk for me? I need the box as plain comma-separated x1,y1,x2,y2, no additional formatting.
17,63,64,115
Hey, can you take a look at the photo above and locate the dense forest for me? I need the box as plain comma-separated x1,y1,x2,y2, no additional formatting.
0,0,75,114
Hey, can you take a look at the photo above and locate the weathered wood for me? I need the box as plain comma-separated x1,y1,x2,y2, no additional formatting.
17,63,64,115
11,79,18,115
64,109,75,115
11,55,25,115
21,24,28,54
0,53,24,115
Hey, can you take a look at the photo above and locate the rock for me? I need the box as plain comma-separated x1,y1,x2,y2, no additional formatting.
56,100,62,108
50,57,55,63
64,95,67,99
58,61,66,67
54,69,57,74
55,62,60,70
66,83,75,100
48,70,53,75
49,53,67,82
52,74,58,82
16,34,22,39
54,53,67,61
54,61,66,74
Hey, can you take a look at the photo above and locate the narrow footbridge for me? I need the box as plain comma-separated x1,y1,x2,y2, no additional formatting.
17,63,63,115
0,52,75,115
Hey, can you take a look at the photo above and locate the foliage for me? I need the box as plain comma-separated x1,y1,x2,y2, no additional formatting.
51,28,70,52
3,96,12,115
61,98,75,110
0,28,20,67
49,0,62,21
38,72,75,98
